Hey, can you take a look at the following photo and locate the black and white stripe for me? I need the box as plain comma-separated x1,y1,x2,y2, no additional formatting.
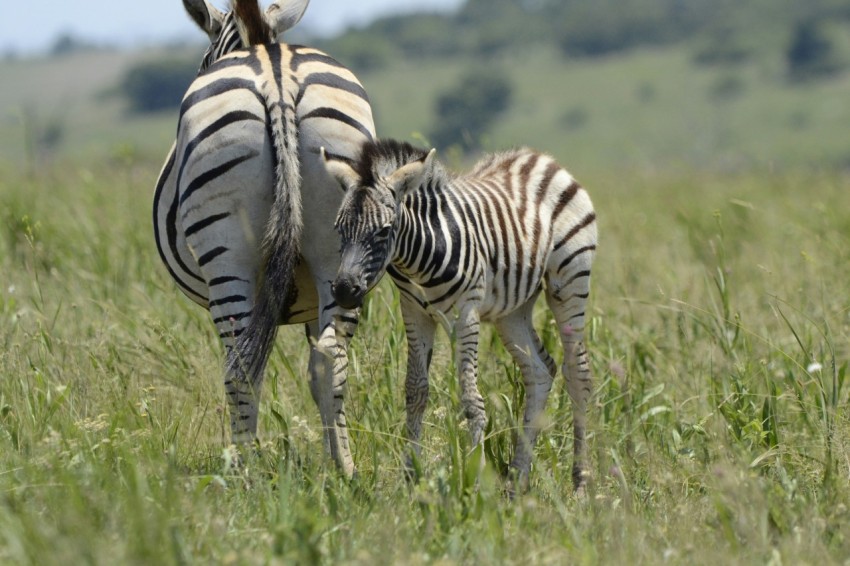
152,0,375,475
323,139,597,491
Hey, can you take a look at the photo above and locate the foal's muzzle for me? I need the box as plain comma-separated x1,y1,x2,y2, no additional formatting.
331,275,366,310
332,243,370,310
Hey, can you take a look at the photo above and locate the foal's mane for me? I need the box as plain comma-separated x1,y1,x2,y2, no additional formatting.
354,139,431,188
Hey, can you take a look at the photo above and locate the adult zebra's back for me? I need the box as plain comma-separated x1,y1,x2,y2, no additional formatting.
153,0,375,475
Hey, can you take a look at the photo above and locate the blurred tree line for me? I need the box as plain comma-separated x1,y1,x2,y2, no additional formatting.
322,0,850,149
322,0,850,67
120,57,198,113
117,0,850,148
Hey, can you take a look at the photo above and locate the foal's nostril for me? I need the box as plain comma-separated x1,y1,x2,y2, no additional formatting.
332,278,364,310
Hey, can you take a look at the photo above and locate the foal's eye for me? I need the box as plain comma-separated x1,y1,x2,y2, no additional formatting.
374,225,392,239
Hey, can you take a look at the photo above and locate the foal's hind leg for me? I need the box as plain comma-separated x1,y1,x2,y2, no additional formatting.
495,301,556,490
546,247,595,492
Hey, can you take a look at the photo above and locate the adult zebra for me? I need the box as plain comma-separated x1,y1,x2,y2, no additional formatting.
153,0,375,475
322,139,597,491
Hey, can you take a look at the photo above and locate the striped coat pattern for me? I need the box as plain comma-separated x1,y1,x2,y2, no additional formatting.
153,0,375,475
323,139,597,490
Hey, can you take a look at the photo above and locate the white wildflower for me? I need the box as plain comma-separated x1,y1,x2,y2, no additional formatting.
291,415,319,443
76,413,110,433
806,362,823,373
221,445,240,473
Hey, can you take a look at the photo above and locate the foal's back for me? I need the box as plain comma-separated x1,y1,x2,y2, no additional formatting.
444,148,596,320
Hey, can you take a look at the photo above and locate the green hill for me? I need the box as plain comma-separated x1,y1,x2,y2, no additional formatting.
0,48,193,170
1,0,849,174
358,44,850,175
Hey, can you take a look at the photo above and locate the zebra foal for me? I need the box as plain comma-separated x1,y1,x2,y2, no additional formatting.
322,139,597,491
153,0,375,475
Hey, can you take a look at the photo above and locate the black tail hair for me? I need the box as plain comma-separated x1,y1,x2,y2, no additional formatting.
233,0,273,45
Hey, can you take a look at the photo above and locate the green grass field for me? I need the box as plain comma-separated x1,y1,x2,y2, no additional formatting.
2,158,848,563
1,41,850,564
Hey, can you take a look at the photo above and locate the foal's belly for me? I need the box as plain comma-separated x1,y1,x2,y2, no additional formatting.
414,269,545,323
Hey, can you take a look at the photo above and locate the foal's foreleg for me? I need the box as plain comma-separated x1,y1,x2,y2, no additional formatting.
455,305,487,449
307,304,359,477
400,300,437,472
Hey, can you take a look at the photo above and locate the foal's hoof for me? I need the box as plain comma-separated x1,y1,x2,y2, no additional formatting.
573,466,592,498
403,455,424,484
503,466,529,500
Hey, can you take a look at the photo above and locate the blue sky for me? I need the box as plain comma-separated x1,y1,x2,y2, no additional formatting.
1,0,464,54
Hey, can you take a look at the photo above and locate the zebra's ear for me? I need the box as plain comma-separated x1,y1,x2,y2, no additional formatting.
266,0,310,35
320,147,360,191
183,0,225,38
388,149,436,198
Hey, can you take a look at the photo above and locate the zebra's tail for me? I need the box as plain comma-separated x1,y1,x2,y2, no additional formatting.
226,52,302,387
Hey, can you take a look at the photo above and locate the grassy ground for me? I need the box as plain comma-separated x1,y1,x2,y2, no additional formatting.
1,152,848,563
1,36,849,564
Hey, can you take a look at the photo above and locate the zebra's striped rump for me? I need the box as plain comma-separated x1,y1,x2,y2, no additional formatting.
323,138,597,491
153,0,375,476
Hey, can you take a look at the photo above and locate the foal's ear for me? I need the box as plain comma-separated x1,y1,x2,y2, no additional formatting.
266,0,310,35
183,0,225,39
388,149,436,198
320,147,360,192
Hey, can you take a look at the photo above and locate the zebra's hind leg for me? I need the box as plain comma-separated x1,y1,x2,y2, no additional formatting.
400,298,437,477
210,288,269,451
223,350,264,449
546,249,594,493
305,321,327,452
495,302,556,492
